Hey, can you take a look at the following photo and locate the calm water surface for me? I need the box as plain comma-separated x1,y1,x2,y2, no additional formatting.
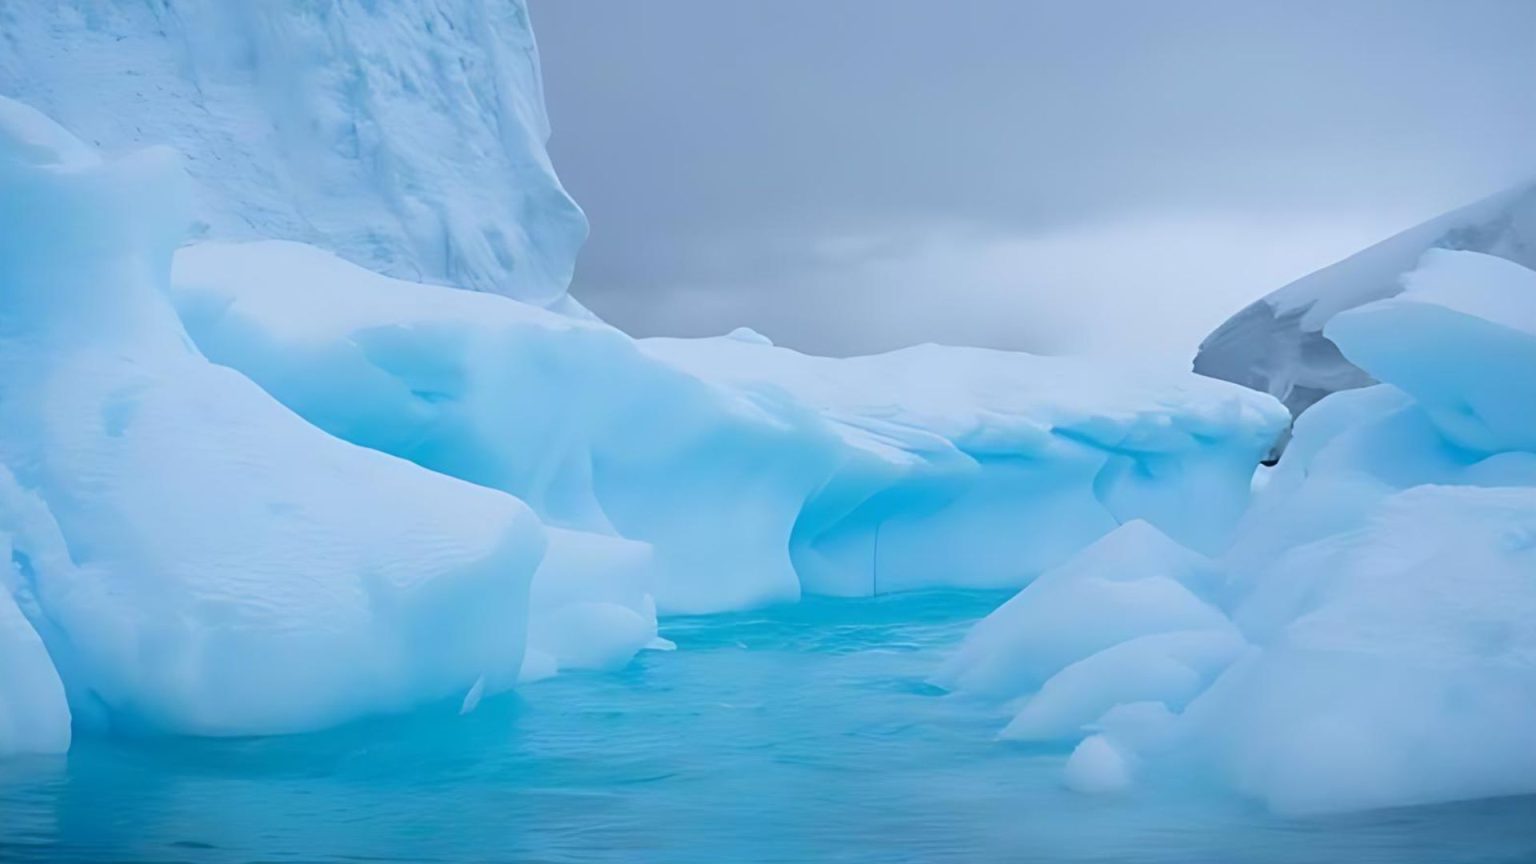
1,591,1532,863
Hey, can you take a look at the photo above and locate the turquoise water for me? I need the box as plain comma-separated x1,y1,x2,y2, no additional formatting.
2,591,1533,863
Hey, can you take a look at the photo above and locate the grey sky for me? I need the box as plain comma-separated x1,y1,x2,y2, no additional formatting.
530,1,1536,365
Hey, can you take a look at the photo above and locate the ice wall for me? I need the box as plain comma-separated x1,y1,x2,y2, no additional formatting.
0,95,547,740
0,0,586,306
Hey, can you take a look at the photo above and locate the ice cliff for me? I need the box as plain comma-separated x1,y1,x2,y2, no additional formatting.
0,0,586,306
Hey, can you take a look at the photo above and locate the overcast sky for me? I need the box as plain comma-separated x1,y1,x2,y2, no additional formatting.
530,1,1536,366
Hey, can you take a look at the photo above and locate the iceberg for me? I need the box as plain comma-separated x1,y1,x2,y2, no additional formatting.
1325,249,1536,454
169,240,1288,613
170,239,832,613
1181,484,1536,814
644,336,1289,590
0,89,1284,742
1193,182,1536,431
0,95,547,737
0,0,586,306
945,249,1536,814
932,520,1231,701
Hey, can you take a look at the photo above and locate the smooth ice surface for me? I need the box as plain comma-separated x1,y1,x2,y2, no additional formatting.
170,239,825,614
646,335,1289,576
2,592,1533,864
1326,249,1536,454
525,528,663,678
0,96,544,736
934,521,1231,701
0,0,586,304
0,536,69,757
1184,485,1536,814
947,250,1536,814
1065,735,1134,795
1193,182,1536,423
170,240,1286,613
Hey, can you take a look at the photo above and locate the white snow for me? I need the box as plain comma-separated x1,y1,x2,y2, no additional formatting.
0,0,585,305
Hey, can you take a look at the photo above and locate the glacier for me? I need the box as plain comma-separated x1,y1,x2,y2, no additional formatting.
943,247,1536,814
0,0,587,306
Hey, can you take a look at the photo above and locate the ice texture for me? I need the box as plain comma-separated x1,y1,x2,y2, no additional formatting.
644,335,1288,588
1184,485,1536,814
0,95,546,737
1193,182,1536,429
947,248,1536,814
169,241,1287,614
932,520,1231,701
0,520,70,757
1326,249,1536,454
0,0,586,305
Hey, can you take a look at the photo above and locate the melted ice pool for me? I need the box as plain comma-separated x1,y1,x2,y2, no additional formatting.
1,592,1532,863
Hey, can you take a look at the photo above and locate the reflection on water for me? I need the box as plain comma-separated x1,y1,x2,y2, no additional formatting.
2,591,1533,863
